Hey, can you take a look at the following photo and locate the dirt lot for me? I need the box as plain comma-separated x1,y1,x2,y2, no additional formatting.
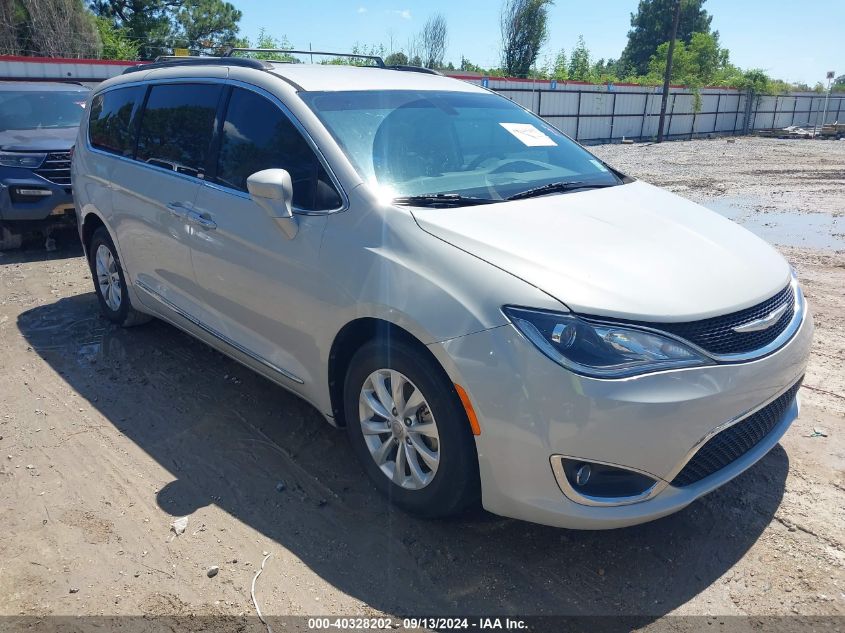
1,137,843,630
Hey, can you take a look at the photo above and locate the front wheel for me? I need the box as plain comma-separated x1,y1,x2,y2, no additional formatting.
344,339,480,517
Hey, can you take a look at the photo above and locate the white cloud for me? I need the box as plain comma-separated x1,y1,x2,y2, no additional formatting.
389,8,411,19
357,6,367,13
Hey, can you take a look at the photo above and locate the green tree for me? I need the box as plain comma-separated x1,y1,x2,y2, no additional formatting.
420,13,448,68
89,0,172,58
500,0,554,77
239,28,297,62
590,58,620,82
551,48,567,80
619,0,713,76
95,15,138,59
321,43,385,66
646,32,733,110
646,32,728,86
460,56,485,73
172,0,242,55
91,0,243,59
3,0,101,57
567,35,591,81
384,51,408,66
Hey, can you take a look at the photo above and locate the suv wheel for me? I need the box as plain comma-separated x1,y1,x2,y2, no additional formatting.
0,225,23,251
88,227,150,327
344,339,480,517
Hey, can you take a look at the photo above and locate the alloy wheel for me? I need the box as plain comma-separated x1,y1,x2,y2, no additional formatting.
95,244,122,312
358,369,441,490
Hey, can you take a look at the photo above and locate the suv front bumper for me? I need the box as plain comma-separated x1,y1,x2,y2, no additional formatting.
1,169,75,223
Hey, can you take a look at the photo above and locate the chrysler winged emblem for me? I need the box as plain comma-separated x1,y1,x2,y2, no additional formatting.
732,304,789,333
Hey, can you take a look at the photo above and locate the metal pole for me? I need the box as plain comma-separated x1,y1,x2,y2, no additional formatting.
714,93,722,134
575,90,582,141
733,94,742,134
639,91,650,140
609,91,617,141
690,94,697,139
656,0,682,143
821,77,832,132
667,93,677,139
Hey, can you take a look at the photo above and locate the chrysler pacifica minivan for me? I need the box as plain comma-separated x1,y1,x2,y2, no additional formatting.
71,54,813,529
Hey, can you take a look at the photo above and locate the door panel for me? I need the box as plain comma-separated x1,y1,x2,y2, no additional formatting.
188,184,328,385
110,81,223,316
185,86,343,386
111,163,200,311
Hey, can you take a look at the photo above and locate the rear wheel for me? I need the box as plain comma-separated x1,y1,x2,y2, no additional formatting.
88,227,150,327
344,339,479,517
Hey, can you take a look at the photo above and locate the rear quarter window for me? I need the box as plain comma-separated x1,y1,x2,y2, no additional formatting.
88,86,146,156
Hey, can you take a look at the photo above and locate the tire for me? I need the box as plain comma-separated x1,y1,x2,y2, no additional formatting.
344,338,480,518
0,225,23,251
88,227,151,327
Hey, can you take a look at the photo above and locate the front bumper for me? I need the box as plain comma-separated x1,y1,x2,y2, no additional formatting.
433,302,813,530
1,169,74,222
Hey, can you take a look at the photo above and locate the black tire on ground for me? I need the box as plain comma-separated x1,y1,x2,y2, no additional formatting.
88,226,151,327
0,224,23,251
343,338,480,518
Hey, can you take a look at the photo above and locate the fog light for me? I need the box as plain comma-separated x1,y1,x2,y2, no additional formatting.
15,188,52,197
556,457,657,500
574,463,591,486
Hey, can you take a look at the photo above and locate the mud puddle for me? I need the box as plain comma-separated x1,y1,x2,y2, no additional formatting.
705,196,844,250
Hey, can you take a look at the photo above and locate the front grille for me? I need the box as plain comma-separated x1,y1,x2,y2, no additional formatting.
657,284,795,355
671,379,802,487
34,151,72,186
610,284,795,356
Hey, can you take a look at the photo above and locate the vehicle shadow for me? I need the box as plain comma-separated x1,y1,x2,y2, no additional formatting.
18,293,790,620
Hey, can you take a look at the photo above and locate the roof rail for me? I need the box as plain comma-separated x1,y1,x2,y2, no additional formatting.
224,48,385,67
121,56,272,75
384,64,441,76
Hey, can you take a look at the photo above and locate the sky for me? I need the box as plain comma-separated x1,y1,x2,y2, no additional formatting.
233,0,843,85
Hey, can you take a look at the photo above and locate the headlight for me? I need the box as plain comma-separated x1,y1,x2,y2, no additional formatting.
0,151,47,168
503,307,712,378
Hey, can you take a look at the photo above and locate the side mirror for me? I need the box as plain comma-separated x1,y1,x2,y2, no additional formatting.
247,169,298,239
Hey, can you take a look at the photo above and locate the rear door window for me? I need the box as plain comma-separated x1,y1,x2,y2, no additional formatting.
215,87,341,211
135,83,223,179
88,86,145,156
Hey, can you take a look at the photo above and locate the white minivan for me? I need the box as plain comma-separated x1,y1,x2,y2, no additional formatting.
71,53,813,529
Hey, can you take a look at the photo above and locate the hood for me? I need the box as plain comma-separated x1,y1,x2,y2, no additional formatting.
411,180,791,322
0,127,78,152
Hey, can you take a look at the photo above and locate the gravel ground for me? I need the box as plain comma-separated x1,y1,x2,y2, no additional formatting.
592,136,845,216
0,138,843,631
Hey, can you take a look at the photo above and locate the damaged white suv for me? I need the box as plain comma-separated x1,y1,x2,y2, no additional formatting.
72,52,812,529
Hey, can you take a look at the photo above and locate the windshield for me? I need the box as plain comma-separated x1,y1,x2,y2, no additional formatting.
0,90,88,131
300,90,621,203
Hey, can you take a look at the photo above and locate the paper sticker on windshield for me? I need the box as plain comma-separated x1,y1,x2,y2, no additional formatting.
499,122,557,147
589,159,609,172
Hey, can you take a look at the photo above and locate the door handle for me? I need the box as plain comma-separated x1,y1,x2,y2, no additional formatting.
186,209,217,230
166,201,188,218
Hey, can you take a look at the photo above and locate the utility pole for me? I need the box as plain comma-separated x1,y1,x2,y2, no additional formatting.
656,0,682,143
820,70,835,134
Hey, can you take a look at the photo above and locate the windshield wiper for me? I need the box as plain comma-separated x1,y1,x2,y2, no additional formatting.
392,193,497,208
506,181,615,201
